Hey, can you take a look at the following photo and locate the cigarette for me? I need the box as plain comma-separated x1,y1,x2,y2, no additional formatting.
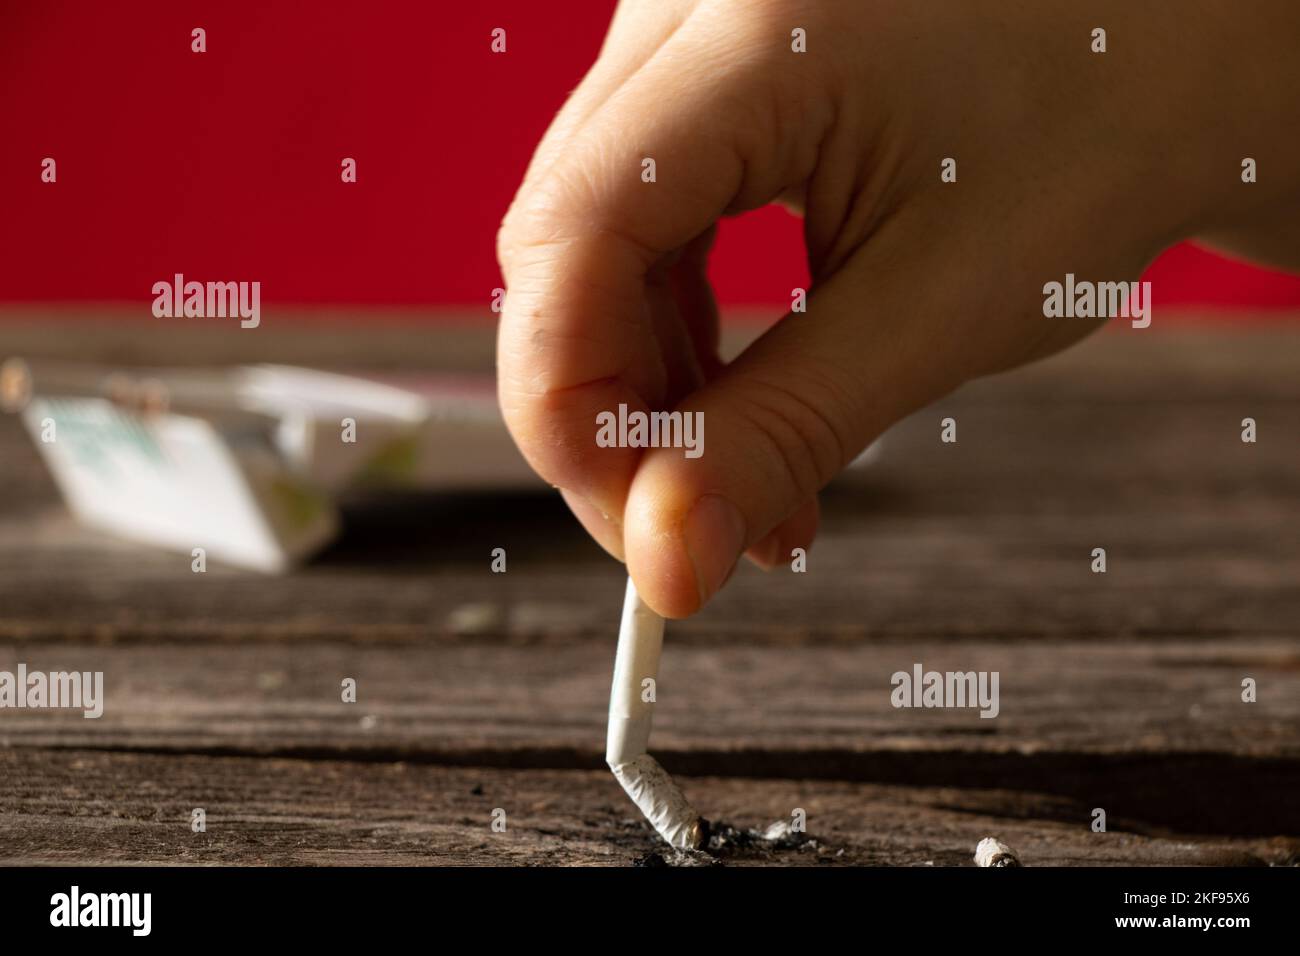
0,358,32,412
0,357,268,425
974,837,1021,867
606,577,704,851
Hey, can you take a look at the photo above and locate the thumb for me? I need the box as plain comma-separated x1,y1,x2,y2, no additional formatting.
625,230,969,618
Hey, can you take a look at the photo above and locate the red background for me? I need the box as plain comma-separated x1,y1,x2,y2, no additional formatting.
3,0,1299,314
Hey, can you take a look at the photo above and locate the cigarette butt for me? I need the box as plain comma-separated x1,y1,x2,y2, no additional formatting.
974,837,1021,867
610,754,703,850
0,358,32,412
1,358,275,428
606,577,703,851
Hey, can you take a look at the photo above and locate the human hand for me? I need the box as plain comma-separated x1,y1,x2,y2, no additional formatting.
496,0,1300,618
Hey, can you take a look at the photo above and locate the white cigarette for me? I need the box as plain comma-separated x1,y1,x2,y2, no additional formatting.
606,576,703,850
974,837,1021,867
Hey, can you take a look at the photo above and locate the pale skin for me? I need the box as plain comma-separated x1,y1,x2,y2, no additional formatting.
496,0,1300,619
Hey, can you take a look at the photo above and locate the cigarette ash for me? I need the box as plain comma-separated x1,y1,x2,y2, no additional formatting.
633,818,838,867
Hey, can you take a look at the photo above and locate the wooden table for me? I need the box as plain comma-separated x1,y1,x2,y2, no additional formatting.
1,310,1298,866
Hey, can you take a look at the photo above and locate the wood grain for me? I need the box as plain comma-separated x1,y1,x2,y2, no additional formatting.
3,750,1295,866
1,312,1298,863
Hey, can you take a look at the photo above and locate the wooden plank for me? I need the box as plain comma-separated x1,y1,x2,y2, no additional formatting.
2,408,1298,643
3,640,1296,755
2,750,1294,866
2,639,1296,836
2,309,1299,387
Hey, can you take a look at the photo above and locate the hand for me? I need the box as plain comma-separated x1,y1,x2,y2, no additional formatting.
496,0,1300,618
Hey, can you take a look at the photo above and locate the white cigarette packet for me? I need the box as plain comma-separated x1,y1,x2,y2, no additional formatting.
6,360,540,572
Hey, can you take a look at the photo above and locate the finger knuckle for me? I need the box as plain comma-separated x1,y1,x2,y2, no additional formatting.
733,373,854,501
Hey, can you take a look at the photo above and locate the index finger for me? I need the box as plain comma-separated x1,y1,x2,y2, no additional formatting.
496,14,800,538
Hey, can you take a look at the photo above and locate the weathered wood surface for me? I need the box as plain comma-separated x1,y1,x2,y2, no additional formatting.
2,638,1297,841
1,312,1298,864
4,750,1295,866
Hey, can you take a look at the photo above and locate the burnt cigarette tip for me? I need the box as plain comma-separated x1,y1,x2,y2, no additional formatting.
686,818,708,852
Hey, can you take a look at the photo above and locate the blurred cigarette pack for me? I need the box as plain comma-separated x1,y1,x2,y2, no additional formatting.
1,360,539,572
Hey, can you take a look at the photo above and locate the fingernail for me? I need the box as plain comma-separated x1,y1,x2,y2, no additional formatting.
683,494,747,606
746,529,783,571
559,488,625,561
